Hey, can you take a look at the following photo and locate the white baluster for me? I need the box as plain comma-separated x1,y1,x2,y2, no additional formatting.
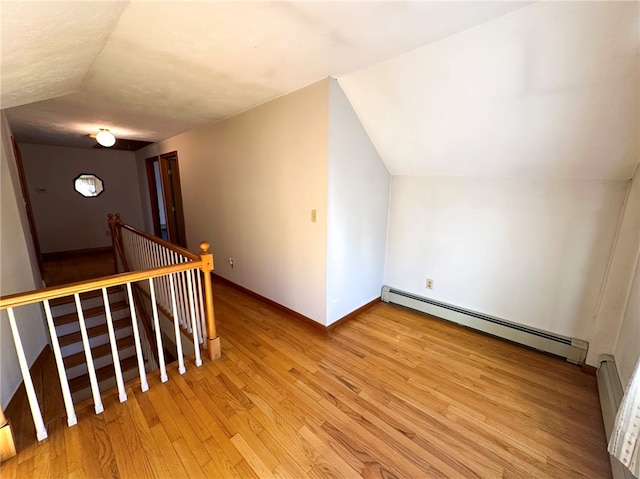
174,253,186,329
132,232,140,270
136,234,143,270
159,247,171,313
169,274,186,374
149,278,168,382
102,288,127,403
148,238,155,269
7,308,47,440
175,254,189,330
126,282,149,392
74,294,103,414
186,269,203,367
42,300,77,427
196,271,206,345
182,268,192,334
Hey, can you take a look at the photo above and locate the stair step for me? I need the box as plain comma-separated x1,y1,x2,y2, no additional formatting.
49,286,124,307
54,301,129,326
63,335,136,369
59,317,132,347
69,355,139,394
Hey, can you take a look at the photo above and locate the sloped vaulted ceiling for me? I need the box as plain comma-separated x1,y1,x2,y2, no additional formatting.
0,2,128,109
339,1,639,180
2,1,529,148
1,1,637,180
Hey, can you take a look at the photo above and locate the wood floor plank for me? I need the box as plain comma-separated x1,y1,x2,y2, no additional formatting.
6,279,612,478
172,437,206,477
123,391,172,479
148,423,189,477
230,433,277,479
86,409,119,479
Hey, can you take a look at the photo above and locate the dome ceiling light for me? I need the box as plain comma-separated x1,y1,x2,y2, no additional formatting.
96,129,116,147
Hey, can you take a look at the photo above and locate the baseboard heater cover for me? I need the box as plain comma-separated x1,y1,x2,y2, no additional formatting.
381,286,588,365
597,355,636,479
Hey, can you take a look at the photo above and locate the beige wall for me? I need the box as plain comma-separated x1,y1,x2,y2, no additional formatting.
137,80,329,324
20,143,145,253
0,113,49,407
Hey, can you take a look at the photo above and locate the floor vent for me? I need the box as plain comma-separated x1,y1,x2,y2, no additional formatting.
597,355,635,479
381,286,587,364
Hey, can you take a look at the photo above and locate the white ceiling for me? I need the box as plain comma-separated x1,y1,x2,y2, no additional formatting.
2,1,637,180
2,1,529,148
339,1,640,179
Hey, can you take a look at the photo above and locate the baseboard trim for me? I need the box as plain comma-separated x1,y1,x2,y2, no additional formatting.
327,297,381,331
42,246,113,261
212,274,325,332
212,274,378,333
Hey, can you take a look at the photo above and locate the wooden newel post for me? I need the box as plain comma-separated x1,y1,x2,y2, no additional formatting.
199,241,221,360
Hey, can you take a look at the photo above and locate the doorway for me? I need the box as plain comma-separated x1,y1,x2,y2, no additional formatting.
11,137,44,277
145,151,187,247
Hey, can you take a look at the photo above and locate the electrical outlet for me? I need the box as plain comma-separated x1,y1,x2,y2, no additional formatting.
228,257,234,268
426,278,434,289
311,209,317,223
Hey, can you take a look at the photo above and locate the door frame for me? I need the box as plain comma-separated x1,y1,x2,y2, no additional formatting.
11,137,44,277
145,151,187,247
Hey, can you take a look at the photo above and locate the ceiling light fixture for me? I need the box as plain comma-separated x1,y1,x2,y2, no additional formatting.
96,129,116,147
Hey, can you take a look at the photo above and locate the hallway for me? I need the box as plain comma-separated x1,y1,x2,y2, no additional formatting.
2,278,611,478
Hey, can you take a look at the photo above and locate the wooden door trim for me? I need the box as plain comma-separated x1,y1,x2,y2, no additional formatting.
145,156,162,237
11,137,43,277
159,151,187,247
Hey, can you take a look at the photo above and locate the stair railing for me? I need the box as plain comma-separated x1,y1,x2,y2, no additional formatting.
108,214,211,364
0,219,220,443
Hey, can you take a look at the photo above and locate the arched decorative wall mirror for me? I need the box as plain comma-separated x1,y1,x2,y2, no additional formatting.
74,174,104,197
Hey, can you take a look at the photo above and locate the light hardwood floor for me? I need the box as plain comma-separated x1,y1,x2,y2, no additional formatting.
2,279,611,478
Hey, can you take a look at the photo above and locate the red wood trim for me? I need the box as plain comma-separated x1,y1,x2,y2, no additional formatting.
212,273,325,332
159,152,188,248
581,364,597,376
11,137,43,277
145,157,162,238
326,297,381,332
212,273,379,333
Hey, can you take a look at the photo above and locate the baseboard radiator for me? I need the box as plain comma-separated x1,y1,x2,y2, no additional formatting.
381,286,588,364
597,355,636,479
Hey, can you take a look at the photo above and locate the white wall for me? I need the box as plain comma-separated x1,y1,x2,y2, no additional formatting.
588,168,640,367
339,1,638,181
385,177,627,341
19,144,145,253
136,80,329,324
614,250,639,387
326,79,390,325
1,113,49,408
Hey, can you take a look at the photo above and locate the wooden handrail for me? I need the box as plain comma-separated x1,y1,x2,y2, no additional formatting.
112,213,199,261
0,262,203,310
